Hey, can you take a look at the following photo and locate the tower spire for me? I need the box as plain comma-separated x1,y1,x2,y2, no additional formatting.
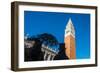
64,18,76,59
65,18,75,38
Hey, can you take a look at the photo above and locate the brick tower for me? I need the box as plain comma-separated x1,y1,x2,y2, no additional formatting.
64,18,76,59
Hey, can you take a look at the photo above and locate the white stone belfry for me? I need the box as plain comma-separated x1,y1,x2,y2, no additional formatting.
65,18,75,38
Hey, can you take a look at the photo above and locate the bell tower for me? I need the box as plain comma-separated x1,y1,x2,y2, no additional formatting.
64,18,76,59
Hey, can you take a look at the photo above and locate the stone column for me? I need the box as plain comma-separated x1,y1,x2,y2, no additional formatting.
47,53,51,60
44,51,47,60
51,54,55,60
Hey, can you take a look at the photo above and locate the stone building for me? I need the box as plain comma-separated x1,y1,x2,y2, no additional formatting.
64,18,76,59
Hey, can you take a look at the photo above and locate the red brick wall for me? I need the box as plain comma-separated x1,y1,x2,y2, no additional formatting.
64,35,76,59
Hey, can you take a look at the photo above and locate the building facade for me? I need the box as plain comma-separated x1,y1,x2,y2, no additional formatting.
41,44,58,60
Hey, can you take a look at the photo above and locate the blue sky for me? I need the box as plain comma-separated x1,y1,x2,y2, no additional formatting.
24,11,90,59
